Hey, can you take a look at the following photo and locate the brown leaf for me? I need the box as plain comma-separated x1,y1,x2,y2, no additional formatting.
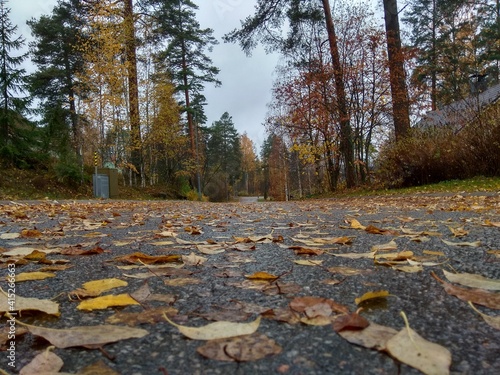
76,360,120,375
19,348,64,375
113,252,182,264
290,296,349,315
197,333,282,362
106,306,178,326
60,246,104,255
431,272,500,309
20,229,42,238
332,312,370,332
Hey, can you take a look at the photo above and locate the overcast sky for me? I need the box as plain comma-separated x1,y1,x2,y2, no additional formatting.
9,0,279,151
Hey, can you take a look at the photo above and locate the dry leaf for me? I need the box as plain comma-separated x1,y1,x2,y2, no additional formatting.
77,293,140,311
330,252,376,259
468,302,500,330
442,270,500,291
442,239,481,247
76,360,120,375
332,312,370,332
245,271,279,281
290,296,349,315
15,319,148,348
386,313,451,375
327,266,371,276
355,290,390,305
293,259,323,266
164,314,261,340
113,252,182,264
197,333,282,362
72,278,128,298
0,232,20,240
15,272,56,282
19,348,64,375
337,321,397,350
60,246,104,255
106,306,178,326
431,272,500,309
0,288,60,316
448,226,468,237
164,277,202,286
182,252,207,265
371,240,398,252
349,218,366,229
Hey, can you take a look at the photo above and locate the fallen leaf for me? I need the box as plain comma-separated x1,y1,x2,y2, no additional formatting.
164,277,202,286
448,226,468,237
293,259,323,266
337,321,397,350
442,270,500,291
197,333,282,362
113,252,182,264
20,229,43,238
0,232,20,239
19,348,64,375
468,302,500,330
442,239,481,247
15,319,149,348
245,271,279,281
15,272,56,282
375,250,413,261
77,293,140,311
0,288,60,316
60,246,104,255
106,306,178,326
386,313,451,375
197,244,226,255
349,218,366,229
330,251,376,259
76,360,120,375
355,290,390,305
164,314,261,340
332,312,370,332
371,240,398,252
327,266,371,276
290,296,349,315
182,252,207,265
432,272,500,309
72,278,128,298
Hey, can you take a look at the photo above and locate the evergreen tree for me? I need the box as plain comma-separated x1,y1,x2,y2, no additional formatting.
27,0,86,158
0,0,34,166
205,112,241,201
147,0,220,157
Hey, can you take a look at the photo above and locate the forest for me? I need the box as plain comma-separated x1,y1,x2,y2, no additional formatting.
0,0,499,201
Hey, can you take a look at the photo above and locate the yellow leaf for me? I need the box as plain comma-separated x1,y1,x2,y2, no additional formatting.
83,278,128,294
442,239,481,247
77,293,139,311
355,290,390,305
164,314,261,340
245,272,279,280
349,218,366,230
15,272,56,282
443,270,500,291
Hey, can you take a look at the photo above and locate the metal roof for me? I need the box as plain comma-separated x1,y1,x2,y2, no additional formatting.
418,82,500,129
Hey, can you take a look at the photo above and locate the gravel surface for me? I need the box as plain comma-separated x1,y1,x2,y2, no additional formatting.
0,193,499,375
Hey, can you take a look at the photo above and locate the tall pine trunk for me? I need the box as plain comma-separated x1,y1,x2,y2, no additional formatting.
383,0,411,140
321,0,355,188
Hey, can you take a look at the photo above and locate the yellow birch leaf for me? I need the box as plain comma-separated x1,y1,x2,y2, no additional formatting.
293,259,323,266
245,271,279,281
468,302,500,330
443,270,500,291
15,272,56,282
355,290,390,305
349,218,366,230
81,278,128,295
163,314,261,340
386,313,451,375
77,293,139,311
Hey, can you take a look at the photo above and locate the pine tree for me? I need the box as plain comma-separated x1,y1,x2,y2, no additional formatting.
148,0,220,157
27,0,86,158
0,0,34,166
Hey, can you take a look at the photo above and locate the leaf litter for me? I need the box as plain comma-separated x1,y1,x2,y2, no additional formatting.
0,197,498,373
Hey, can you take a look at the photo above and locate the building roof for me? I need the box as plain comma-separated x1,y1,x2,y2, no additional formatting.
418,82,500,129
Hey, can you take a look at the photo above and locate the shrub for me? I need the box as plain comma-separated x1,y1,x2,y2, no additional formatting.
376,104,500,188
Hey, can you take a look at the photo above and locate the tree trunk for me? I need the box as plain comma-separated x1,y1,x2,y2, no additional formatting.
383,0,411,140
124,0,142,177
320,0,356,188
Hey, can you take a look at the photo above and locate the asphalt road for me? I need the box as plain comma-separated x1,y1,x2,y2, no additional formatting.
0,193,499,375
